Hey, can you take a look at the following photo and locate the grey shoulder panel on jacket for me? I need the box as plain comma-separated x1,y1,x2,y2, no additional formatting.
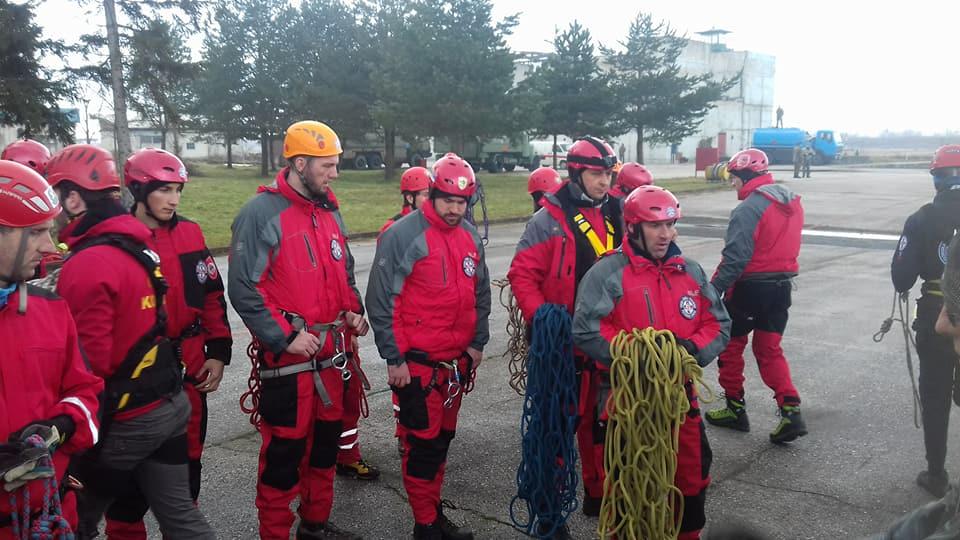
755,183,796,205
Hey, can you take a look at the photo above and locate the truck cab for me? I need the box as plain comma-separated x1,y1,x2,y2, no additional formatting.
812,130,843,164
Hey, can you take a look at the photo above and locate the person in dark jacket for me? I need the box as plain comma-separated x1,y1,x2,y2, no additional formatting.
705,148,808,444
890,145,960,497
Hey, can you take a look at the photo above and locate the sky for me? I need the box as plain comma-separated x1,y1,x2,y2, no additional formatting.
28,0,960,137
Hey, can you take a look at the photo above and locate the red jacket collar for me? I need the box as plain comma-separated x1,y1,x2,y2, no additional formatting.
737,173,775,200
420,199,458,232
260,167,340,210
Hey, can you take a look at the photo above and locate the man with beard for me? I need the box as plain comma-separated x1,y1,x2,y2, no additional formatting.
229,121,368,539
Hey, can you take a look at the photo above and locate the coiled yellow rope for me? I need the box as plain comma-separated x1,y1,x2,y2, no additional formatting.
492,279,529,395
598,328,714,540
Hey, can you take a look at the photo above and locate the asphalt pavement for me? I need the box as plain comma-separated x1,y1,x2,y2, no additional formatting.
159,166,954,539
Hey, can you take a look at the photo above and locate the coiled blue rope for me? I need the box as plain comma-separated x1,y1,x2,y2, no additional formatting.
7,434,74,540
509,304,579,538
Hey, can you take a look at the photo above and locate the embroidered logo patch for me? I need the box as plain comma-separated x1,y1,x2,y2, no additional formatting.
462,256,476,277
195,259,209,284
679,295,697,320
898,236,908,253
205,256,219,280
331,238,343,261
939,241,949,265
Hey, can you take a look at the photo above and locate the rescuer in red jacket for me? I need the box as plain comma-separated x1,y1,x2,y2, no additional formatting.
705,148,808,444
366,153,491,540
379,166,433,236
0,161,102,539
527,166,563,211
229,121,368,540
607,162,654,200
507,136,624,516
102,148,233,539
49,144,214,538
573,185,730,540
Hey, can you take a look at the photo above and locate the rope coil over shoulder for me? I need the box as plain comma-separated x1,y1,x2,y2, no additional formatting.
509,304,579,538
599,328,712,540
492,279,528,395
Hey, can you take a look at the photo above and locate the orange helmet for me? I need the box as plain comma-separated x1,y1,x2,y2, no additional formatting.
282,121,342,159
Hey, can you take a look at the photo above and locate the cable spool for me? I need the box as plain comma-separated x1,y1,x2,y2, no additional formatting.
704,162,728,183
492,279,528,395
598,328,713,540
509,304,579,538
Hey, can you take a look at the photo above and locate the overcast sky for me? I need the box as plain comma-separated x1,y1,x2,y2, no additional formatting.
31,0,960,137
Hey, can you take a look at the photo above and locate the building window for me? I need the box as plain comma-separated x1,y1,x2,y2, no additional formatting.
140,135,163,146
186,142,196,150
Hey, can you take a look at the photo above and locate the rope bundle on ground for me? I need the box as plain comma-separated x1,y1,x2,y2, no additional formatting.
509,304,579,539
492,279,529,396
599,328,710,540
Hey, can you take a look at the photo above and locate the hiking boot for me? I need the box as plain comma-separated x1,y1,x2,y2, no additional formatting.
769,405,808,444
581,495,601,517
296,520,362,540
413,523,442,540
436,502,474,540
917,470,949,498
336,459,381,481
705,397,750,432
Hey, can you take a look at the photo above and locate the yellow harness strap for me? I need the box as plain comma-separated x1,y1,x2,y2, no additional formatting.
573,212,614,257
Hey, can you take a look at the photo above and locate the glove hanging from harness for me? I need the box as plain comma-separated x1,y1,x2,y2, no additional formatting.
492,279,529,396
599,328,713,540
509,304,579,539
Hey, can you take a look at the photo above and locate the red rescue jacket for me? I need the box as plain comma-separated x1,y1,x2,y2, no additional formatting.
712,174,804,294
573,240,731,368
58,212,166,419
366,201,491,364
0,286,102,521
149,215,231,377
228,168,362,366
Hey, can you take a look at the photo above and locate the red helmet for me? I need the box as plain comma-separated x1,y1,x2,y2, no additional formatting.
432,153,476,197
124,148,188,187
527,167,562,195
931,145,960,173
623,185,682,225
0,161,61,227
2,139,51,175
400,166,433,192
46,144,120,192
727,148,769,174
567,136,617,171
617,162,654,193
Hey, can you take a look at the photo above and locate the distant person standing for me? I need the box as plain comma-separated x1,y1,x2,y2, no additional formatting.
618,143,626,163
802,146,813,178
776,106,784,128
792,145,803,178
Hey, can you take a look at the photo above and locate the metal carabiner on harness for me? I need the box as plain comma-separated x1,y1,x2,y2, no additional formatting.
331,327,352,382
443,359,462,409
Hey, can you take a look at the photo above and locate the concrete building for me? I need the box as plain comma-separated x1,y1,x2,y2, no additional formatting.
516,34,775,164
98,118,259,162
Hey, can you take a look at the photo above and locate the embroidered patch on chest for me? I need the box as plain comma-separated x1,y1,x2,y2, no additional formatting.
331,238,344,261
462,256,476,277
195,259,209,284
679,295,697,320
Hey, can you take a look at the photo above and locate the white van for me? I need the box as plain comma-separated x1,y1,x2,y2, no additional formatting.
529,139,571,169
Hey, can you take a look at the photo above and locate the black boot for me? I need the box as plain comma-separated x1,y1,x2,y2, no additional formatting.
581,494,601,517
296,520,363,540
917,470,949,498
413,523,442,540
436,503,474,540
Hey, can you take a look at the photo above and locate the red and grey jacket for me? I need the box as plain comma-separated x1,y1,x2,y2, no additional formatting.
573,240,731,368
711,174,804,294
150,215,232,376
366,201,491,365
57,212,166,419
228,168,362,365
0,285,102,519
378,206,413,237
507,182,623,322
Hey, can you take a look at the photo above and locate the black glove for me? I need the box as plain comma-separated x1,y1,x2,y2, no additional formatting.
676,338,699,357
8,415,75,447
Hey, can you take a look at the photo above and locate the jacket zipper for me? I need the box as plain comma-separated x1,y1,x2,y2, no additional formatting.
644,288,656,325
303,234,317,268
557,235,566,279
